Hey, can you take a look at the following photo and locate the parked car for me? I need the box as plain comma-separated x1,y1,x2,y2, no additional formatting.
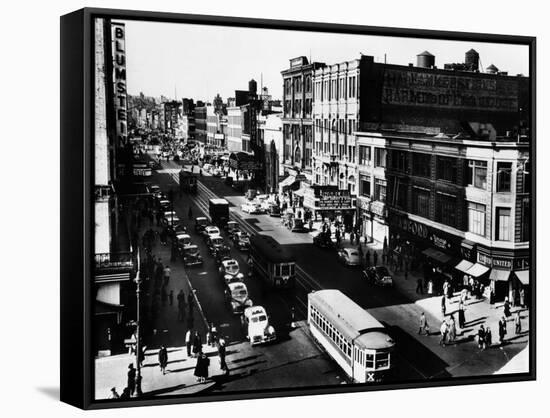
291,218,306,232
149,184,161,198
206,235,226,254
202,225,221,240
224,282,253,314
182,245,203,266
159,199,171,211
241,306,276,345
194,217,208,233
313,231,334,249
337,248,362,267
162,214,180,228
214,247,232,266
241,202,265,214
225,221,240,235
267,204,281,217
232,231,251,251
173,224,187,235
362,266,394,287
175,233,192,251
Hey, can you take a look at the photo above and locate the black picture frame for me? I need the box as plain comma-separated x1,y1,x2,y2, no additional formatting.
60,7,536,410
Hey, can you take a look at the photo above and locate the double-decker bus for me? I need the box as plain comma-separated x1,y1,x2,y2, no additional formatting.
249,234,296,289
308,289,395,383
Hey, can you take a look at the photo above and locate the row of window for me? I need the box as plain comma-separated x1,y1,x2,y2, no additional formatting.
314,118,357,136
314,75,358,101
284,75,312,95
310,305,352,358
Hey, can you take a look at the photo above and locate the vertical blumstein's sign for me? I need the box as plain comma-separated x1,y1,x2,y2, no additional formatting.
111,22,127,147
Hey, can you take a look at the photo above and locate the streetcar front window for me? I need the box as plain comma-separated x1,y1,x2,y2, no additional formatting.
375,352,390,369
365,353,374,368
281,264,290,276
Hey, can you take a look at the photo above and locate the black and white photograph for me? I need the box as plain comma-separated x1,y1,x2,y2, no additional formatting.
89,11,533,404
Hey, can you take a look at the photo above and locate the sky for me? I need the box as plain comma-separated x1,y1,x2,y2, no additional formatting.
121,19,529,103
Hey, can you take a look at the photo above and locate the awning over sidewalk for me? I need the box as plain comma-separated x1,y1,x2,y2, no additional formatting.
465,262,490,278
422,248,452,265
514,270,530,285
455,259,474,273
489,268,511,282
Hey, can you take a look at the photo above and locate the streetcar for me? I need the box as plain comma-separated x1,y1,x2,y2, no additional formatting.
249,234,296,289
179,169,198,193
308,289,395,383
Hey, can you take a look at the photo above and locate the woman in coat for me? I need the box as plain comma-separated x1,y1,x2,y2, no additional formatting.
194,352,210,383
158,345,168,375
192,331,202,357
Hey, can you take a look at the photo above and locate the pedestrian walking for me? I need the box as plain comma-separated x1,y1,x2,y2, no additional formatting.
120,387,131,399
158,345,168,375
373,251,378,266
485,326,492,348
218,337,229,375
515,311,522,334
427,279,434,295
439,320,448,346
418,312,429,335
498,317,507,345
169,290,174,306
192,331,202,357
163,265,171,285
519,288,525,308
448,315,456,343
127,363,136,396
194,351,210,383
365,250,370,267
185,329,193,357
478,325,486,350
208,323,218,346
458,300,466,329
416,278,424,294
109,387,120,399
441,295,447,316
503,297,511,318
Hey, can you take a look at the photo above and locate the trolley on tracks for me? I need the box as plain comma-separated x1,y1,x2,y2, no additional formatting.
249,234,296,289
308,289,395,383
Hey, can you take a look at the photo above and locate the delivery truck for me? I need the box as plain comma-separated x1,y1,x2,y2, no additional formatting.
209,198,230,227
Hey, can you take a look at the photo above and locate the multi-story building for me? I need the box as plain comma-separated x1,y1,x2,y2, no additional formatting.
281,57,326,177
194,105,207,144
259,113,283,193
226,106,243,152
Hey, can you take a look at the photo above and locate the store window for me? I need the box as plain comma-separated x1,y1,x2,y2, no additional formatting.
435,193,457,227
412,153,431,177
437,156,458,183
496,162,512,192
375,148,387,168
412,187,430,218
496,207,512,241
468,160,487,189
468,202,486,236
374,178,387,203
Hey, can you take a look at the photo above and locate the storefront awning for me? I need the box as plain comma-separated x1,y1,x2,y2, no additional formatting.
422,248,452,265
455,259,474,273
514,270,529,285
293,188,307,197
489,268,511,282
279,175,295,188
465,263,490,278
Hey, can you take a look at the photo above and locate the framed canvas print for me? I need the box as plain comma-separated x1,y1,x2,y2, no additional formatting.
60,7,536,410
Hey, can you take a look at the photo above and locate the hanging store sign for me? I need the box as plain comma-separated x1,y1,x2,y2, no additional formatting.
111,22,128,147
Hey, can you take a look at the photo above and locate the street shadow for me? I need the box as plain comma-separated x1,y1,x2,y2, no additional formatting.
169,365,196,374
35,386,59,400
231,354,262,364
227,360,267,372
464,316,488,327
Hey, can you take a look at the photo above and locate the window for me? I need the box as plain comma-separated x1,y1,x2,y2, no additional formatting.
305,75,312,93
391,150,408,171
375,148,387,167
393,179,408,209
435,193,457,227
468,160,487,189
412,153,431,177
365,353,374,368
374,178,387,202
349,76,356,98
496,208,511,241
412,187,430,218
360,176,371,197
437,157,458,183
468,202,486,236
496,162,512,192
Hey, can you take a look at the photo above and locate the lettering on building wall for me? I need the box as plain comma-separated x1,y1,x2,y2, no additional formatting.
382,69,518,111
111,23,127,147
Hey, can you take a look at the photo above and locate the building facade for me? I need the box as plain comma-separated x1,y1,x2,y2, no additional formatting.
194,105,207,144
227,106,243,152
259,113,283,193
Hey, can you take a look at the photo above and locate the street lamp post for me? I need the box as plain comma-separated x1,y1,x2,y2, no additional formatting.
134,249,143,397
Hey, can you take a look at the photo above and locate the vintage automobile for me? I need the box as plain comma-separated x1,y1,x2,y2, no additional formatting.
173,224,187,235
241,202,265,214
242,306,276,345
290,218,306,232
194,217,208,233
163,210,177,220
267,204,281,217
162,214,180,228
337,247,362,267
232,231,251,251
149,184,161,199
219,258,245,283
202,225,221,240
313,231,334,249
362,266,394,287
224,282,253,315
206,235,226,255
224,220,240,235
159,199,171,212
182,245,203,266
175,233,192,251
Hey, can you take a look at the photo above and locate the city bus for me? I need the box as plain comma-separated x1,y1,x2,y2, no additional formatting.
308,289,395,383
249,234,296,289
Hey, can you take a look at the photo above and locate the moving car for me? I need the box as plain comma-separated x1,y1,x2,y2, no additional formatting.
202,225,221,240
175,233,192,250
149,184,161,198
362,266,394,287
224,282,253,314
291,218,306,232
232,231,250,251
225,221,240,235
337,248,362,267
313,231,334,249
214,247,232,266
162,214,180,228
267,204,281,217
182,245,203,266
194,217,208,233
173,224,187,235
206,235,226,254
242,306,276,345
159,199,171,211
219,259,245,284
